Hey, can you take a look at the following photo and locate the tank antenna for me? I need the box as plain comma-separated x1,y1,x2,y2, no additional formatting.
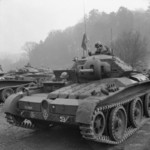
83,0,87,34
110,28,114,56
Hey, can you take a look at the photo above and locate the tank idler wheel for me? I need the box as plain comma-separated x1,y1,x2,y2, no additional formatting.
0,88,14,102
109,106,127,141
144,94,150,117
92,109,106,138
129,98,143,128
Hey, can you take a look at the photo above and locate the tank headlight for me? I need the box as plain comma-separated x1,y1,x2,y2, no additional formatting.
41,100,49,110
41,100,49,120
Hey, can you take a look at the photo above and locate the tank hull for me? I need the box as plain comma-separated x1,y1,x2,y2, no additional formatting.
4,77,150,144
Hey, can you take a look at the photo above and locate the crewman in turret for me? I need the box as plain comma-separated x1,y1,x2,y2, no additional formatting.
95,42,112,55
95,42,103,54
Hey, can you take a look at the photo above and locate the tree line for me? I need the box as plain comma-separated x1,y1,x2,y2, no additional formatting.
2,6,150,71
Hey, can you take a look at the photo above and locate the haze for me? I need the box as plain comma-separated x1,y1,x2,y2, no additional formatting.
0,0,149,61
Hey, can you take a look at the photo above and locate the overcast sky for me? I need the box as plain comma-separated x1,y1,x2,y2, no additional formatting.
0,0,149,59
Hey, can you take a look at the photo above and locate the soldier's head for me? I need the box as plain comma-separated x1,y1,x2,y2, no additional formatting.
95,42,102,49
60,72,69,80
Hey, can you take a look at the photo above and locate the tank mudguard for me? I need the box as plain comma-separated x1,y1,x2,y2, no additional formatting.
3,93,23,115
76,99,98,124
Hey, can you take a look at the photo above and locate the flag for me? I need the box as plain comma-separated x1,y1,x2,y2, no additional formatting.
0,65,3,71
81,33,88,51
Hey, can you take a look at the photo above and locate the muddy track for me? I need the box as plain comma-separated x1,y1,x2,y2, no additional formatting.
0,105,150,150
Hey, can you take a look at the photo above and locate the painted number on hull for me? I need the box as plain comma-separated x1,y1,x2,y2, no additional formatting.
60,116,69,123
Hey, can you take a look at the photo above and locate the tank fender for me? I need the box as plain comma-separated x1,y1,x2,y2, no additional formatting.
76,99,98,124
3,93,23,115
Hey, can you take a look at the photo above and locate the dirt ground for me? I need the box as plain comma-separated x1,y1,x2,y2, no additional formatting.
0,104,150,150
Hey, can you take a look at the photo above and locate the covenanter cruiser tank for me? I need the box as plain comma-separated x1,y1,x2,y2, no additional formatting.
3,51,150,144
0,65,36,103
7,63,53,83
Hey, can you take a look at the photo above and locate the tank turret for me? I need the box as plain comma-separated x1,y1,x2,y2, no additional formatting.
72,54,133,81
77,57,110,80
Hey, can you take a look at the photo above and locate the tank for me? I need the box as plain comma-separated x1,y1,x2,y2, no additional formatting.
0,77,36,103
0,64,40,103
3,52,150,144
7,63,53,83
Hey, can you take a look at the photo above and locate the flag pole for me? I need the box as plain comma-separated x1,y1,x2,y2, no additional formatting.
83,0,87,57
81,0,89,58
110,28,114,55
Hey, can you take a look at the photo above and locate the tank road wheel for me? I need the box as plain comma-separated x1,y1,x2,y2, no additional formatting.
109,106,127,141
144,94,150,117
0,88,14,102
129,98,143,128
91,109,106,138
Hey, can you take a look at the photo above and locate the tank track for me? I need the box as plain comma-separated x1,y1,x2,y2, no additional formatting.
5,114,36,129
79,93,150,144
6,114,54,130
5,93,150,144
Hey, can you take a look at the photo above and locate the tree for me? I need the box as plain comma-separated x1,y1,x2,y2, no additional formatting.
147,2,150,13
15,7,150,69
22,42,37,60
116,7,134,34
113,31,148,68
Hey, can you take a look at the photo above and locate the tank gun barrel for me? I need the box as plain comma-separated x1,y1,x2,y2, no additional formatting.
79,69,94,73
